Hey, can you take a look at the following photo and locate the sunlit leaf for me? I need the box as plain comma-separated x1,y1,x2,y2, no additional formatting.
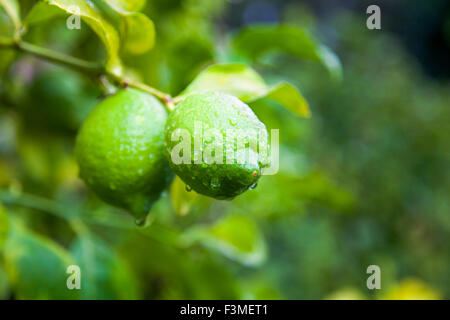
101,0,146,13
23,1,64,25
178,63,310,117
0,12,15,38
0,0,20,30
232,24,342,80
382,278,441,300
24,0,122,75
120,12,155,54
3,221,80,299
180,63,266,101
170,176,211,216
263,81,310,117
71,232,140,299
99,0,154,55
179,214,267,266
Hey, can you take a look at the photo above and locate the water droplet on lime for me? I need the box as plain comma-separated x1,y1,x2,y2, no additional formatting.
135,217,146,226
210,177,220,189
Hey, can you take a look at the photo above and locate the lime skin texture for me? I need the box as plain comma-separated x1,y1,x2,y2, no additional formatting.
75,88,174,220
164,92,268,200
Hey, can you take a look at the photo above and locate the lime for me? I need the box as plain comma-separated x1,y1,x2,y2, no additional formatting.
165,92,268,199
75,88,173,221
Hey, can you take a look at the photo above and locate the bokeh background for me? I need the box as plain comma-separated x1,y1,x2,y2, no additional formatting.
0,0,449,299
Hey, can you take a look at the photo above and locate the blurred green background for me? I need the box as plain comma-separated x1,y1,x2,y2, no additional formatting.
0,0,449,299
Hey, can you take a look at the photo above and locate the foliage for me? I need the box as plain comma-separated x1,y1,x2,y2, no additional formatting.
0,0,448,300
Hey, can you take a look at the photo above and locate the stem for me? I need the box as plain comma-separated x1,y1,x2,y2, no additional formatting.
0,189,134,228
0,39,176,111
112,76,175,112
16,41,103,75
0,189,182,246
0,189,73,221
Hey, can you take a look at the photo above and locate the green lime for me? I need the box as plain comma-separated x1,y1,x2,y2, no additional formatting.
75,88,173,221
165,92,268,199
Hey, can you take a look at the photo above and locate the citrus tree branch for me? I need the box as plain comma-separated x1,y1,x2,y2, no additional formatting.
0,39,175,111
17,41,104,75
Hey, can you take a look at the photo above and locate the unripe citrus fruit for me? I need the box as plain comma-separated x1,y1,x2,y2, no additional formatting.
75,88,173,222
165,92,268,199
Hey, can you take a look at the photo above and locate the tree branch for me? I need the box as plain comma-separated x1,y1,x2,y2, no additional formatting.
0,39,175,112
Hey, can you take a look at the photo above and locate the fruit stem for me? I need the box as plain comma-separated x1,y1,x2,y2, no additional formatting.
112,77,175,112
0,39,176,111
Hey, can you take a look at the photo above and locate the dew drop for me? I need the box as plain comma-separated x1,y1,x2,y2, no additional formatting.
210,177,220,190
249,182,258,190
185,184,192,192
135,218,146,226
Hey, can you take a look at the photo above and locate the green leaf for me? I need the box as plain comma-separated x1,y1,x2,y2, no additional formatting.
264,81,310,117
100,0,155,55
179,63,310,117
71,232,140,299
23,1,64,25
24,0,122,75
101,0,146,12
180,63,266,101
179,214,267,266
0,205,9,250
0,263,10,299
0,0,21,30
170,176,212,216
120,12,155,55
3,221,80,299
232,24,342,80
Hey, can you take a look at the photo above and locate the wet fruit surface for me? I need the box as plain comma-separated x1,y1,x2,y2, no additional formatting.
75,88,173,220
165,92,268,199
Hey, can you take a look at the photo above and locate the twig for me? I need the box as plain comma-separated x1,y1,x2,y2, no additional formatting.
0,39,176,112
